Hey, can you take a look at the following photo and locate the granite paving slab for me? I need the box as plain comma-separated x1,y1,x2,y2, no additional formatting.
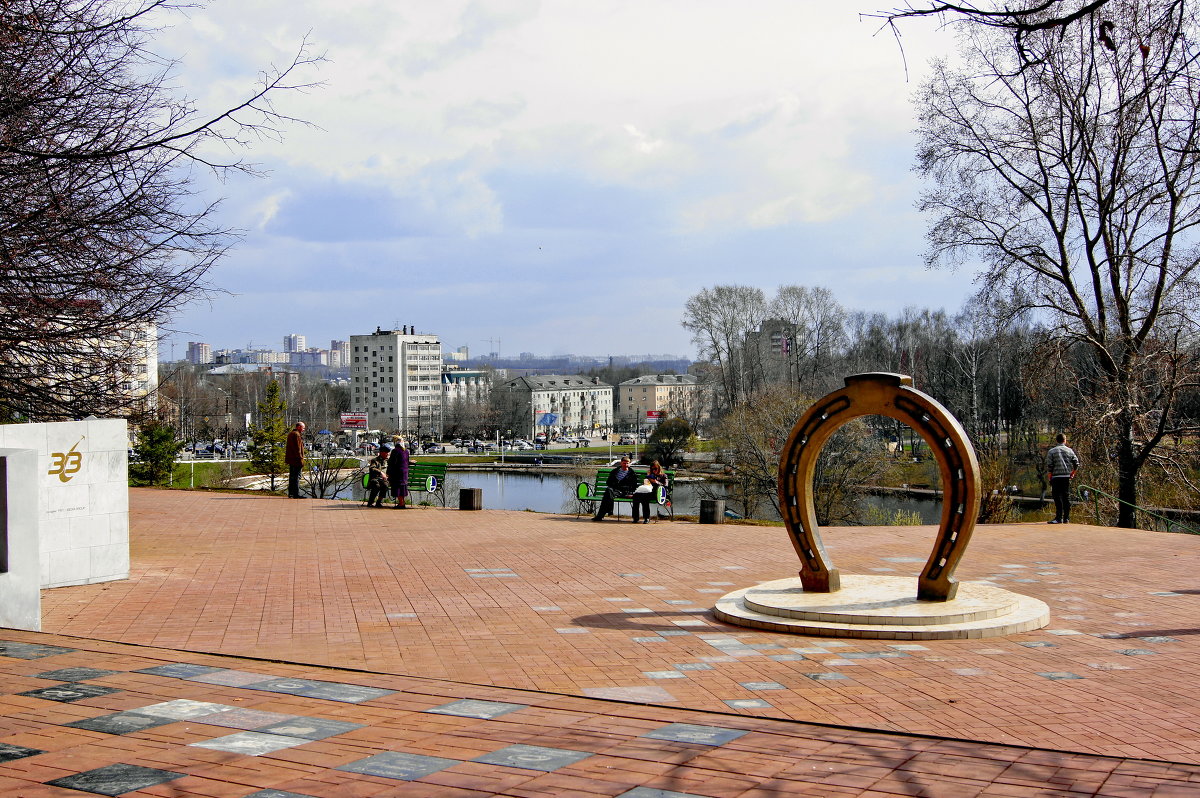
45,763,185,796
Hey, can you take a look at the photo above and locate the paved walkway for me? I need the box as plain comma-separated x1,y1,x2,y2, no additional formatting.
1,488,1198,795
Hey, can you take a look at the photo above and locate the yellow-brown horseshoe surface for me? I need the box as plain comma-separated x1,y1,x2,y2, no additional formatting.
777,373,981,601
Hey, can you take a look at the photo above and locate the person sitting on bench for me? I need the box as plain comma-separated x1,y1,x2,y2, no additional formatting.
592,456,639,522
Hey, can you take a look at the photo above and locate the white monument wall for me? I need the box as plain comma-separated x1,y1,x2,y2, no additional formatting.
0,419,130,588
0,449,41,630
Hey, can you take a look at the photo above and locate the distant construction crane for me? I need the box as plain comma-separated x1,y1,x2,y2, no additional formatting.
485,337,501,358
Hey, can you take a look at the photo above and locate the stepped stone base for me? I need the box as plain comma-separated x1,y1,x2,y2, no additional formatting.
713,574,1050,640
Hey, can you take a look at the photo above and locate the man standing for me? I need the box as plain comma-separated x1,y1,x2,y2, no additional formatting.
1046,433,1080,524
285,421,306,499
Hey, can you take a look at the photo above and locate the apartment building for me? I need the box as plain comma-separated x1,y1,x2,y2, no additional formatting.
615,374,706,431
500,375,613,438
350,326,443,433
186,341,213,365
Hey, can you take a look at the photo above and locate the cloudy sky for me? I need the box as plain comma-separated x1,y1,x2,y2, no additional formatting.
157,1,967,361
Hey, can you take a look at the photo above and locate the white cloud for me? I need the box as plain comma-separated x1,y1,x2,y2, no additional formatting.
151,0,964,355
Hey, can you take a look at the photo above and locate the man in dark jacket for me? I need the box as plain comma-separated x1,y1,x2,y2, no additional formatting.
285,422,306,498
592,456,640,522
1046,433,1080,524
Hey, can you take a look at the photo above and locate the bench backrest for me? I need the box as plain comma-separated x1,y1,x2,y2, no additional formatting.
594,467,673,487
409,462,446,491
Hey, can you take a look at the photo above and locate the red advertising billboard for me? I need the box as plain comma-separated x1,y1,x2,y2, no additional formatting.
340,411,368,430
645,410,664,419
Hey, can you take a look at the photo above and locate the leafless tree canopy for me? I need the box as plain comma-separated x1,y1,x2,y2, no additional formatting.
870,1,1188,63
0,0,318,421
915,0,1200,525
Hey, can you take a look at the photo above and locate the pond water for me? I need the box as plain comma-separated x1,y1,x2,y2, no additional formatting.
340,469,1005,523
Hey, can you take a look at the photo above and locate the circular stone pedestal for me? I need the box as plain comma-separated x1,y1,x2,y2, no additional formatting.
713,575,1049,640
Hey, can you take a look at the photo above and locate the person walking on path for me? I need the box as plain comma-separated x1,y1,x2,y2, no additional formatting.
592,456,640,522
1046,433,1080,524
285,422,306,499
387,436,411,508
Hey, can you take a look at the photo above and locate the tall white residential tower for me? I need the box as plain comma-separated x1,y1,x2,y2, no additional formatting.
350,326,443,433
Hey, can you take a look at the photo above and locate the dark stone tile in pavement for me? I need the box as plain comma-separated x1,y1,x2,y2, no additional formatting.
642,723,748,746
66,711,179,735
337,751,461,780
425,699,528,719
805,673,848,681
0,742,44,763
472,743,594,771
247,677,393,703
35,667,119,682
618,789,711,798
19,683,121,703
46,763,185,796
0,641,73,659
246,791,319,798
299,682,394,703
135,663,221,678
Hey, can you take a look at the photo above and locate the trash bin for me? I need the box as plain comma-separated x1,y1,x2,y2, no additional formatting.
459,487,483,511
699,499,725,524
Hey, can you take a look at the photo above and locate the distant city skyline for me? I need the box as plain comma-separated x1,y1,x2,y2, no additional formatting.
173,330,687,365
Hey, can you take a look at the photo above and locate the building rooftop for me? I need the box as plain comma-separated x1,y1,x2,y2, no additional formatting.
619,374,698,386
3,490,1199,795
505,374,611,390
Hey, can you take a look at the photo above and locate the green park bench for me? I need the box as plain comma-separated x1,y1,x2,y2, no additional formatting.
362,462,448,506
409,462,448,506
576,467,675,520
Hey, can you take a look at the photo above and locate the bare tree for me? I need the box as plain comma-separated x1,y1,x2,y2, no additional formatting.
871,1,1131,65
715,385,893,522
0,0,319,421
916,0,1200,526
767,285,847,396
681,285,766,412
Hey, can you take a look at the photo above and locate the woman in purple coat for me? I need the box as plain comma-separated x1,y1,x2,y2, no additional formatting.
386,436,410,508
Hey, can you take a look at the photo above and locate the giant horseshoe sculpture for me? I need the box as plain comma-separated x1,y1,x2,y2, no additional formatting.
778,373,981,601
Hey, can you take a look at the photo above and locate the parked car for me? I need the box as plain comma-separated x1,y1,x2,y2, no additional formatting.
618,435,636,445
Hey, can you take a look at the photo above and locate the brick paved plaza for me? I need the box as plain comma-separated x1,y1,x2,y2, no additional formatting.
1,488,1198,796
